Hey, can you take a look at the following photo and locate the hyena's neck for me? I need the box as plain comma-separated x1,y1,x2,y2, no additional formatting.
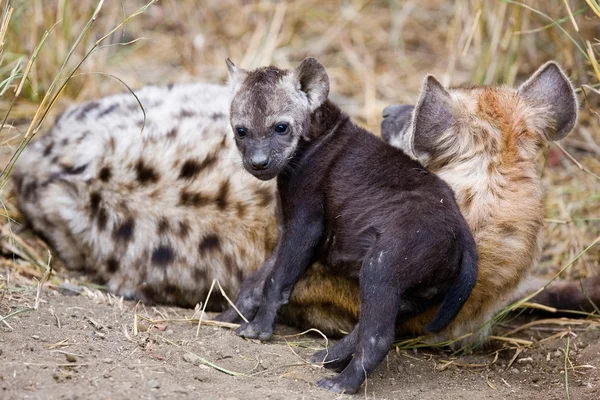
436,154,544,236
305,99,350,141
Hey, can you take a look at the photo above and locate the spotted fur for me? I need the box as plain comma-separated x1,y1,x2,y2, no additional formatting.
13,83,279,308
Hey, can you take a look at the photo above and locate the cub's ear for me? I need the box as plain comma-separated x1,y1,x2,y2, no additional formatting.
410,75,455,157
294,57,330,112
226,58,248,93
381,104,414,145
518,61,578,141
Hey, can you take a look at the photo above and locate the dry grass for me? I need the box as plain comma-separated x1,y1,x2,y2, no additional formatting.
0,0,598,345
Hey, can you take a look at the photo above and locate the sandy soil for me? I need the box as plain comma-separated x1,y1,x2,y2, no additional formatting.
2,286,600,400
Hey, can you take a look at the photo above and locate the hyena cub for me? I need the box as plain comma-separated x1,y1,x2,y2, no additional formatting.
222,57,478,394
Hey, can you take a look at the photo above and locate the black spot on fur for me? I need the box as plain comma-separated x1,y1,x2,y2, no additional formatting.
113,217,135,242
107,258,119,273
90,192,101,214
178,221,190,238
211,112,225,120
178,190,209,207
97,208,108,231
167,127,178,138
135,160,159,184
63,164,87,175
178,153,219,180
215,180,230,210
499,222,518,236
151,245,175,267
236,203,247,218
199,234,220,255
158,218,170,234
140,284,158,301
193,268,207,282
98,103,119,118
99,166,112,182
21,181,38,201
178,159,202,179
12,174,23,194
61,138,69,146
199,153,218,170
223,254,236,275
179,109,196,118
167,83,174,90
43,142,54,157
76,101,100,120
219,135,228,149
255,186,273,207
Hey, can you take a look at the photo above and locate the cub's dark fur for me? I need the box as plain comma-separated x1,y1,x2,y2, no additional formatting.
219,58,478,394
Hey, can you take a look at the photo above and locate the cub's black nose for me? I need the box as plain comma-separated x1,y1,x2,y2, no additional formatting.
251,155,271,170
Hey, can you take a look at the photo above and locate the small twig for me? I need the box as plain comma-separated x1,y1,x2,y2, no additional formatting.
158,335,244,377
196,279,217,337
34,251,53,310
554,142,600,182
489,335,533,346
564,334,571,400
503,318,600,337
506,347,523,369
0,307,34,324
215,279,249,323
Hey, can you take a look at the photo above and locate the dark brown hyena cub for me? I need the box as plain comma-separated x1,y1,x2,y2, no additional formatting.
219,58,478,394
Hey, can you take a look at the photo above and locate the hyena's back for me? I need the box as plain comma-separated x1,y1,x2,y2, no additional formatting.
13,83,279,308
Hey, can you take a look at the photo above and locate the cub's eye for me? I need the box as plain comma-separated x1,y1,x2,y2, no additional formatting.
274,123,289,134
235,127,247,138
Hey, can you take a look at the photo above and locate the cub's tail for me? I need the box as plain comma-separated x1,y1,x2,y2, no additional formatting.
425,225,478,333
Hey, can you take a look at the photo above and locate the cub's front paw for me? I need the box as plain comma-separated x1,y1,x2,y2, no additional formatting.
235,321,273,341
213,307,240,323
317,375,360,394
308,349,351,372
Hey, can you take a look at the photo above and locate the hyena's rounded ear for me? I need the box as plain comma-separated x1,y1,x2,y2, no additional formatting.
226,58,248,93
518,61,578,141
380,104,414,145
410,75,455,157
294,57,330,112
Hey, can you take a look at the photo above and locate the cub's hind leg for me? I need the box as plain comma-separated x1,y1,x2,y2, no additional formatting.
317,252,402,394
309,326,359,372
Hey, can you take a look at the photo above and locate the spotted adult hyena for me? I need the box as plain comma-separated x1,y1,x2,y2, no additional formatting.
12,62,584,344
12,83,280,307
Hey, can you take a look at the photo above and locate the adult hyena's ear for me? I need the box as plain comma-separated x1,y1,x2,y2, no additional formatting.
294,57,330,112
518,61,578,141
226,58,248,93
380,104,414,146
410,75,455,158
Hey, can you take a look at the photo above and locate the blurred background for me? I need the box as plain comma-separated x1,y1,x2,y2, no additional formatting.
0,0,598,289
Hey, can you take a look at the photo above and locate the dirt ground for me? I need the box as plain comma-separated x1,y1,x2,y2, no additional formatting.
1,1,599,399
1,283,600,400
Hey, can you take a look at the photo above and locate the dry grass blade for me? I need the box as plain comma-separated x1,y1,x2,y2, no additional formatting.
564,334,571,400
157,334,245,377
503,318,600,337
585,0,600,18
489,335,533,347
